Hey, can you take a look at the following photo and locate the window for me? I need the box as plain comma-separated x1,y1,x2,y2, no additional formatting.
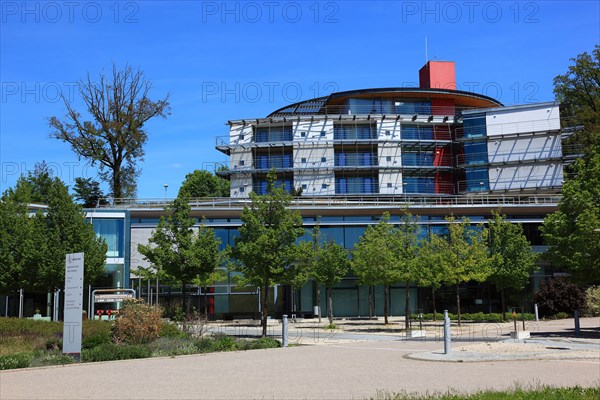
239,134,244,140
322,183,328,189
333,123,377,140
239,187,245,193
239,160,245,166
386,156,392,162
301,157,307,163
301,184,307,190
92,219,124,258
301,132,306,137
387,183,392,188
463,141,488,165
465,168,490,192
335,152,377,167
320,131,326,137
321,157,327,162
401,125,434,140
463,116,487,138
254,125,293,142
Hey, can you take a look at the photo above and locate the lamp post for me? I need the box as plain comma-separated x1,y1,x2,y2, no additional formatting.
163,184,168,200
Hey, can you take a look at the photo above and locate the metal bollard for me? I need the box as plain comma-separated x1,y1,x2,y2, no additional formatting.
534,303,539,322
574,310,580,337
443,310,451,355
282,314,289,347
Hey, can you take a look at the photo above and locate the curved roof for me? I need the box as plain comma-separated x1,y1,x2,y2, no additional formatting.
267,87,503,117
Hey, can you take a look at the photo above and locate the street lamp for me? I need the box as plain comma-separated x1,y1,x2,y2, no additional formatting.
163,184,168,200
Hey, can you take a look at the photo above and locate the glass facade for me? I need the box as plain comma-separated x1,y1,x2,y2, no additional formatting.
465,168,490,192
347,98,432,115
335,176,379,194
254,154,293,169
463,116,487,138
252,178,294,195
335,152,378,167
333,123,377,140
92,218,124,258
463,141,488,165
402,151,435,167
254,125,293,142
403,176,436,194
401,125,434,140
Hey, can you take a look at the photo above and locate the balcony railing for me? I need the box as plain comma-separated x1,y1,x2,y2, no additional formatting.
97,193,562,209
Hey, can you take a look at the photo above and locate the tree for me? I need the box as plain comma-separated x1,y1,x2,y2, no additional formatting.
49,64,171,199
1,174,106,316
230,170,304,337
488,211,539,320
138,196,223,314
178,169,230,198
389,213,422,330
553,45,600,153
431,216,491,326
541,144,600,285
0,184,39,294
73,177,107,208
416,237,446,320
32,179,108,292
533,277,587,317
297,224,349,324
14,161,56,204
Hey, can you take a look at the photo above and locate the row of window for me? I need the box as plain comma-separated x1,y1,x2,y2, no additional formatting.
252,124,449,142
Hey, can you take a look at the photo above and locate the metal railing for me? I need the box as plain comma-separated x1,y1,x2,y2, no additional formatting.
97,193,561,210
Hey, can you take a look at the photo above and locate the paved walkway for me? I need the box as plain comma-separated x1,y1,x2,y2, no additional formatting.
0,318,598,400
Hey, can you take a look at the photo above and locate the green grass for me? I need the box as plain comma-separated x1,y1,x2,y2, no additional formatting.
373,386,600,400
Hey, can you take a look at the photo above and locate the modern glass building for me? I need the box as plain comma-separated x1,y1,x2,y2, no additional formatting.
216,61,565,198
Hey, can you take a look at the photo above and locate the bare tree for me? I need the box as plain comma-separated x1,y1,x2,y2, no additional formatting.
49,64,170,199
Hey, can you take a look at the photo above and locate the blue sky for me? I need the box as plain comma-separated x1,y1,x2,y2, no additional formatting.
1,0,599,198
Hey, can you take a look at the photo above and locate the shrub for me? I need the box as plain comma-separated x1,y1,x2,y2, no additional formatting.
210,334,237,352
159,321,187,339
555,311,569,319
149,337,197,357
29,351,75,367
585,286,600,317
248,337,280,350
0,352,33,370
81,342,152,362
534,278,587,317
111,299,163,345
82,332,111,350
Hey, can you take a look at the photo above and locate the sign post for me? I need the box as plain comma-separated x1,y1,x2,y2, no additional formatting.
63,253,84,359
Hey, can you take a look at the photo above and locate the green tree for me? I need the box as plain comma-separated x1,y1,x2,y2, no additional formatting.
49,64,171,199
416,236,446,320
431,216,491,326
0,184,38,294
390,213,422,330
15,161,56,204
230,170,304,337
553,45,600,153
541,145,600,284
488,211,539,320
138,196,223,314
73,177,107,208
33,180,108,292
297,224,349,324
177,169,230,198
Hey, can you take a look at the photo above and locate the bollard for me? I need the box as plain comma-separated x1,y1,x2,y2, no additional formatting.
282,314,289,347
534,303,539,322
574,310,580,337
443,310,451,355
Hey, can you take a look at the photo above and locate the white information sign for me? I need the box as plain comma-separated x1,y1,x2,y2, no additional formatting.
63,252,84,355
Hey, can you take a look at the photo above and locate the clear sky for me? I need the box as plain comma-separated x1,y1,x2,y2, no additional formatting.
1,0,599,198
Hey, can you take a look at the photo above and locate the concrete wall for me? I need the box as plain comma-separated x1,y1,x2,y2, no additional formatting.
294,173,335,196
230,173,252,198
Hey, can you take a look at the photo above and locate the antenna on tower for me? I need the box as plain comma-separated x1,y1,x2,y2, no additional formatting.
425,37,428,62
